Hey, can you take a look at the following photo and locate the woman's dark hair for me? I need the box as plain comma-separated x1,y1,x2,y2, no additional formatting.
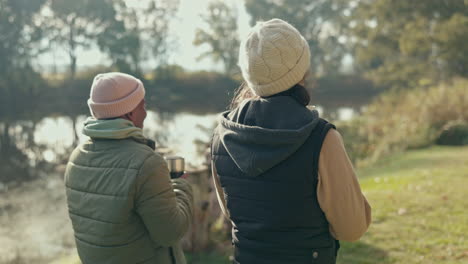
229,82,310,110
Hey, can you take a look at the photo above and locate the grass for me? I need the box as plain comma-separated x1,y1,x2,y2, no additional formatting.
50,255,81,264
337,146,468,264
186,252,231,264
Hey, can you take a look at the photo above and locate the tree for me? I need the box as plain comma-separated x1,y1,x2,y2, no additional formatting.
193,1,240,77
144,0,180,68
45,0,117,79
98,0,180,76
244,0,347,75
0,0,46,67
0,0,47,100
97,0,142,75
346,0,468,89
0,0,51,180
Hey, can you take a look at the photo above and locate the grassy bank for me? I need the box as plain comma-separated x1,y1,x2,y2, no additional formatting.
55,146,468,264
338,146,468,264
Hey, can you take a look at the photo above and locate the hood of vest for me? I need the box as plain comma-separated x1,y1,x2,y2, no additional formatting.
217,96,319,177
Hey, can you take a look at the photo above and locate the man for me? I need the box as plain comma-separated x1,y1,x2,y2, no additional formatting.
64,72,193,264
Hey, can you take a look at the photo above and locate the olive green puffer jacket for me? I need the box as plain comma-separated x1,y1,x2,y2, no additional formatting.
64,118,193,264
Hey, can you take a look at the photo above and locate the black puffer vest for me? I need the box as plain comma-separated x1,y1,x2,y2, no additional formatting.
212,96,339,264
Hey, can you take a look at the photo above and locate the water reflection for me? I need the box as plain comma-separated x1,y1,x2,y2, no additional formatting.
34,116,86,163
143,111,218,167
0,105,359,183
0,120,51,183
32,111,218,167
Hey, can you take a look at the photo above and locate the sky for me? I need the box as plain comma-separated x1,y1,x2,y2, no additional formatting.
159,0,251,71
38,0,252,72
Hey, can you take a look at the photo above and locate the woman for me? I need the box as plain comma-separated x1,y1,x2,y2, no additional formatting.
211,19,371,264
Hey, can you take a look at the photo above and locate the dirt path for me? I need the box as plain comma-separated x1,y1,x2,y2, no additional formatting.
0,171,76,264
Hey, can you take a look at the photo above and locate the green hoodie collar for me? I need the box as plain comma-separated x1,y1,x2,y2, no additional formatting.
83,117,147,142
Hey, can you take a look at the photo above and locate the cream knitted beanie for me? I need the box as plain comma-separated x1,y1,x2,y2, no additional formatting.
238,18,311,97
87,72,145,119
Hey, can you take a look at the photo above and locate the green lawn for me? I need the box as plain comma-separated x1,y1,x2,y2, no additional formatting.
337,146,468,264
186,252,231,264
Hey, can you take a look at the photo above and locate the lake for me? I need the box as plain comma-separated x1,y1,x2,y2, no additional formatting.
33,111,219,167
0,103,359,182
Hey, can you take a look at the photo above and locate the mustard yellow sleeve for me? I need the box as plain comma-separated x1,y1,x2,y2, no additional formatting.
317,129,372,242
211,161,231,220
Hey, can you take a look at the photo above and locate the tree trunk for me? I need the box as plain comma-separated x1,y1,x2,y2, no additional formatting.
70,53,77,80
68,19,77,80
0,122,10,155
71,115,79,147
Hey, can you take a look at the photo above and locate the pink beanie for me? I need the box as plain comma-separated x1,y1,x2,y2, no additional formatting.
87,72,145,119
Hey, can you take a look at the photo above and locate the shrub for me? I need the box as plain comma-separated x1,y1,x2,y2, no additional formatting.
436,121,468,146
148,71,239,113
339,78,468,167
